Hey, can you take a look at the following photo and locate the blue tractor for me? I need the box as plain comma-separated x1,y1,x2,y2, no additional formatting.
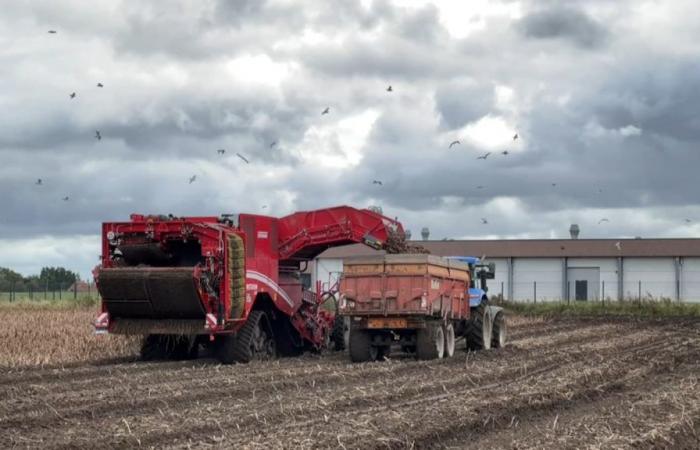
446,256,506,349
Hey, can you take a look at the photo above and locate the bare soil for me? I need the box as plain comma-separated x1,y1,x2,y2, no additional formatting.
1,315,698,449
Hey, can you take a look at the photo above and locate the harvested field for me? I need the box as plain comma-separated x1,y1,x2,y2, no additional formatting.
1,314,699,449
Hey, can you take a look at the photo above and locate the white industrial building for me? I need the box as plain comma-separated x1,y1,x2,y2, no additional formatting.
312,237,700,303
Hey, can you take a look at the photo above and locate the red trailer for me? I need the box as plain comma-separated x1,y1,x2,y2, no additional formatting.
339,254,505,361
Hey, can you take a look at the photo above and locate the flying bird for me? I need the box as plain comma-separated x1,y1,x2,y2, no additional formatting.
598,218,609,224
188,175,196,184
95,130,101,140
386,85,393,92
551,183,557,187
48,30,57,34
262,205,268,209
62,196,69,201
477,152,491,160
236,153,250,164
217,149,226,155
513,133,518,141
501,150,509,155
270,141,277,148
614,241,622,251
480,218,488,224
372,180,383,186
448,140,460,149
685,218,692,223
476,185,484,189
35,178,43,185
321,107,330,115
97,83,103,88
69,92,76,99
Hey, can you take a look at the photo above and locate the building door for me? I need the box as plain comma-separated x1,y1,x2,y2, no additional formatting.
567,267,600,301
575,280,588,301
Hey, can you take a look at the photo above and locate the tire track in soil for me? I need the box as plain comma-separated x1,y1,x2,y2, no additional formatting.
48,330,688,449
0,323,653,428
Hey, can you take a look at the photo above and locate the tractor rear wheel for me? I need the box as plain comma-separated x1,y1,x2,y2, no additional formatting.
443,322,456,358
349,327,378,362
416,323,445,360
466,305,492,351
217,310,276,364
491,311,507,348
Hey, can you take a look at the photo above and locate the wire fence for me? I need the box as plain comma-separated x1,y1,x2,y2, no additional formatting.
1,281,97,303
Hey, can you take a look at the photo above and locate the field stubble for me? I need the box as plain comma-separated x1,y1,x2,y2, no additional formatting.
0,305,698,449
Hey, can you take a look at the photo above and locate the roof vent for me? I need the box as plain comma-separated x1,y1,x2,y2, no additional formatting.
421,227,430,240
569,224,580,239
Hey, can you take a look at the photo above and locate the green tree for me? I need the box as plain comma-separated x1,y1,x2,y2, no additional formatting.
0,267,24,291
39,267,79,290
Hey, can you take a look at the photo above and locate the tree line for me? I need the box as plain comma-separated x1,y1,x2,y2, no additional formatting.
0,266,80,291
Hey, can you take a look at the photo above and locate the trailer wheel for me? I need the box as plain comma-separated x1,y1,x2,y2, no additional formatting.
443,323,455,358
491,312,507,348
140,335,167,361
218,310,276,364
349,328,378,362
330,315,347,351
466,305,492,351
416,323,445,360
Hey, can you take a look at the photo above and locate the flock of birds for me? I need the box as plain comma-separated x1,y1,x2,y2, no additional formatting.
35,30,693,243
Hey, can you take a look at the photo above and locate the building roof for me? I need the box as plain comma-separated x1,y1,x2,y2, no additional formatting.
318,238,700,259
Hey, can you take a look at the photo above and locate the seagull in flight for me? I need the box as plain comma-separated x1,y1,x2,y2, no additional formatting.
236,153,250,164
551,183,557,187
69,92,76,99
262,205,268,209
321,107,330,115
97,82,103,88
513,133,518,141
448,140,460,149
480,218,488,224
477,152,491,160
35,178,43,186
386,85,393,92
476,185,484,189
598,218,609,225
188,175,197,184
372,180,383,186
270,141,277,148
95,130,101,140
62,196,69,201
685,218,692,223
501,150,509,155
614,241,622,251
48,30,57,34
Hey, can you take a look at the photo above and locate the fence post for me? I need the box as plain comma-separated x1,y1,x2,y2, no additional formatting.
602,281,605,306
567,281,570,305
88,281,91,297
10,281,14,302
45,280,48,300
534,281,537,304
59,283,62,300
29,285,33,301
74,281,77,300
638,280,642,304
500,281,504,300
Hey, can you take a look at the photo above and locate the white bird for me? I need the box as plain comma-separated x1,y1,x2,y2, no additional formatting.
372,180,383,186
386,85,393,92
97,83,104,88
615,241,622,251
513,133,518,141
217,149,226,155
598,218,609,225
62,196,69,201
188,175,196,184
481,218,488,224
95,130,101,140
684,218,692,223
321,107,330,115
477,152,491,160
502,150,509,155
48,30,57,34
270,141,277,148
236,153,250,164
69,92,76,99
35,178,43,185
448,140,460,149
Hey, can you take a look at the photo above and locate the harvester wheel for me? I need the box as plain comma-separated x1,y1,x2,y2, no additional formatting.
349,327,378,362
140,335,167,361
217,310,276,364
466,305,492,351
416,322,444,360
443,322,456,358
491,312,507,348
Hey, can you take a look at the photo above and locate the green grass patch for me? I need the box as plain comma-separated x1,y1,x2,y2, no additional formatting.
498,298,700,318
0,295,100,310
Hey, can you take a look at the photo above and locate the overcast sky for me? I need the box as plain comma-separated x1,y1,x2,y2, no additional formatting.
1,0,699,278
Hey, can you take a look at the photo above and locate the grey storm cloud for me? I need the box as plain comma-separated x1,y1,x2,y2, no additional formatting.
516,6,609,49
1,0,700,277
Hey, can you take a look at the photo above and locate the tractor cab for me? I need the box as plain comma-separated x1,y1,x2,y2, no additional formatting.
446,256,496,307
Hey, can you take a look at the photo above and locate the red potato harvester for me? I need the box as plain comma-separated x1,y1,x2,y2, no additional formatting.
93,206,403,364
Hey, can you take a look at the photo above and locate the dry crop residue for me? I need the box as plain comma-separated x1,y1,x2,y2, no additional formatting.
1,315,699,449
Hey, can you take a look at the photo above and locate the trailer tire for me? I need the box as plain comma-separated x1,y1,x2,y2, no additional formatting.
331,315,347,351
349,328,378,362
491,311,507,348
466,305,492,351
443,322,455,358
416,323,445,360
140,335,166,361
218,310,276,364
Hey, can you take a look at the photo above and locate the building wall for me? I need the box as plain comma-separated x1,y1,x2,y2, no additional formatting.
313,258,343,293
681,257,700,302
513,258,563,302
622,257,676,300
486,258,509,300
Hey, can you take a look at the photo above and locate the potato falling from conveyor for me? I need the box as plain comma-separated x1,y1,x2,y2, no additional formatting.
93,206,406,364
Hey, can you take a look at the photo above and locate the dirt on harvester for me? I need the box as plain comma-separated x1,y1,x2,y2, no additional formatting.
385,231,430,254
